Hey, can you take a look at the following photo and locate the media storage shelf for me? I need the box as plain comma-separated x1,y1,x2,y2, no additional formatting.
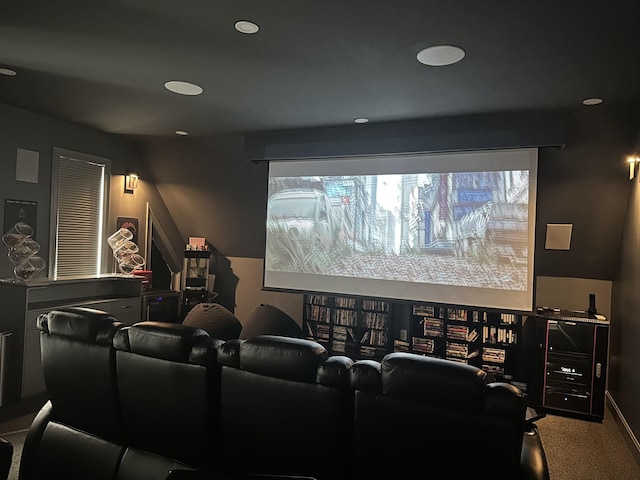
402,302,524,383
303,294,525,385
303,294,392,361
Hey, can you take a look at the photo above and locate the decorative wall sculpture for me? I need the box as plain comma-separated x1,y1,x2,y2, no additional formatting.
2,222,46,282
107,227,145,274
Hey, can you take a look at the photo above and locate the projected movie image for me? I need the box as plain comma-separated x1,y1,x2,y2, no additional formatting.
265,170,529,292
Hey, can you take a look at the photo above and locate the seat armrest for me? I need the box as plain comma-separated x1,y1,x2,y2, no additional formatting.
520,425,550,480
0,436,13,480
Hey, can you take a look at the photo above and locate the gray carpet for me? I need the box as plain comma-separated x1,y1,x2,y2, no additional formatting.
3,430,25,480
2,405,640,479
536,405,640,480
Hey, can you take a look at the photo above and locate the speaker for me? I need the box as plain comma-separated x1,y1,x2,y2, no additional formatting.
588,293,597,317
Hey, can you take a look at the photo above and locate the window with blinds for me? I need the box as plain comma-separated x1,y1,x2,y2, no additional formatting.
49,148,111,278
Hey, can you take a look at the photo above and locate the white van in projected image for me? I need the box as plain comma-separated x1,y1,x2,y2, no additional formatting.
266,189,337,260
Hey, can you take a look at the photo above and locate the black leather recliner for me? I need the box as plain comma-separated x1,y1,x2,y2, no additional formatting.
113,321,225,475
350,352,550,480
217,335,354,479
20,307,127,480
5,306,551,480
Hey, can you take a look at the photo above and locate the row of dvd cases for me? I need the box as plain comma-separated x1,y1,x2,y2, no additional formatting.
303,294,524,383
399,304,522,383
303,294,391,360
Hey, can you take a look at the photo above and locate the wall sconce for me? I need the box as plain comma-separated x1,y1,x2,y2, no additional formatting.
628,155,640,180
124,172,139,194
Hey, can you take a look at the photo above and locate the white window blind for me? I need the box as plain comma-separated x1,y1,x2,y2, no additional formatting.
50,148,110,278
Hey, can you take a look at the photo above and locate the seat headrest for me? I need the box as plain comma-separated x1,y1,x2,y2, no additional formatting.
317,355,354,388
113,321,216,366
37,307,123,345
350,359,383,393
381,352,487,411
236,335,328,383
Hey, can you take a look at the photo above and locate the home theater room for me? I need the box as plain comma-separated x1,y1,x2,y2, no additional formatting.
1,1,640,479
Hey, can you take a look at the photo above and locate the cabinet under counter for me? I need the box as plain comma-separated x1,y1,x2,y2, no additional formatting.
0,275,142,404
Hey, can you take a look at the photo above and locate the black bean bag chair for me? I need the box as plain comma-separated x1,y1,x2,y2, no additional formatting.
239,304,302,340
182,303,242,341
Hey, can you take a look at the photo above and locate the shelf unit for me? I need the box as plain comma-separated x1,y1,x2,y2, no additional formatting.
181,249,211,318
303,294,525,386
481,312,521,383
444,307,481,367
303,294,392,361
407,304,445,358
407,303,522,381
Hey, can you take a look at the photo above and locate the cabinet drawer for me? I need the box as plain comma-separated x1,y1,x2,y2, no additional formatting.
544,386,591,413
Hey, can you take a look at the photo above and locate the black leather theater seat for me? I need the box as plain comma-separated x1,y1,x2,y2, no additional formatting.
350,352,549,480
217,335,354,479
113,321,225,471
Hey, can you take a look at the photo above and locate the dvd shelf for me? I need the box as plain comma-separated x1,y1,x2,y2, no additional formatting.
303,294,392,360
406,303,522,377
303,295,525,386
481,312,521,383
304,295,332,350
444,308,481,366
409,304,445,357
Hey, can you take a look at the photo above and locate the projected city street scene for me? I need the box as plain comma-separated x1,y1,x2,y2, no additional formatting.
265,171,529,291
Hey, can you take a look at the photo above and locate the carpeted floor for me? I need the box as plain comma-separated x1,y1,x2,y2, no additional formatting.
0,412,34,480
3,430,26,480
2,402,640,479
536,404,640,480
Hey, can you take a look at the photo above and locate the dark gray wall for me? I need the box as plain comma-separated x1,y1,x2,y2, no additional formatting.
535,108,638,280
0,102,181,280
142,135,269,309
143,135,269,259
610,127,640,447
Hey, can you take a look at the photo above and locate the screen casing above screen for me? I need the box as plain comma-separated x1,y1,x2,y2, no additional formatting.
264,148,537,312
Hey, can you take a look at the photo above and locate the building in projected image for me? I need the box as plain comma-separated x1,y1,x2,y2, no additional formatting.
403,170,529,262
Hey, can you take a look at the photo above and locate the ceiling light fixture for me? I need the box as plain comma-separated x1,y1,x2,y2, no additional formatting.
417,45,465,66
354,118,369,124
582,98,603,106
175,130,189,136
164,81,203,96
235,20,259,34
0,68,17,76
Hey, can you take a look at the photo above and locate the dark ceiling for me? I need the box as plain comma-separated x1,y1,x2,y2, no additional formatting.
1,1,639,139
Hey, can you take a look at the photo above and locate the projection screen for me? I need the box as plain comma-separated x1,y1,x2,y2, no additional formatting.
263,148,537,312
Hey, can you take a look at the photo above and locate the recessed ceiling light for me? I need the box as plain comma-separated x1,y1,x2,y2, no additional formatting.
235,20,259,34
354,118,369,124
0,68,17,76
582,98,603,106
175,130,189,136
417,45,465,66
164,81,203,96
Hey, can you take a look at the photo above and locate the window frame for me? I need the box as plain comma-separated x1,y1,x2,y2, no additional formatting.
48,147,111,279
